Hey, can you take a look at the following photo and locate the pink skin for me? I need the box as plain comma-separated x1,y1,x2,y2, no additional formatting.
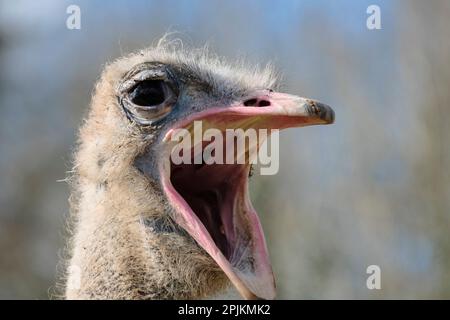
160,91,333,300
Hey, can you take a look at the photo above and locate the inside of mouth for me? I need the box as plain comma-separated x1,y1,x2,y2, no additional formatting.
170,151,250,261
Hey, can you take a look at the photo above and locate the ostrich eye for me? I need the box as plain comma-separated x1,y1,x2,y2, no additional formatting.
118,63,178,125
129,80,166,106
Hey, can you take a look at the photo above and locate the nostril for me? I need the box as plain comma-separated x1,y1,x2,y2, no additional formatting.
243,98,258,106
258,100,271,107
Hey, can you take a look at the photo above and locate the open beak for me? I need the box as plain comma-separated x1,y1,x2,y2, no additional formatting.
160,91,334,300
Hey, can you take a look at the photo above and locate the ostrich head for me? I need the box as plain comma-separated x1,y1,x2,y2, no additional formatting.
66,40,334,300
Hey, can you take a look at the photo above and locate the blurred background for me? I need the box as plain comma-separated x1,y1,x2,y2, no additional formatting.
0,0,449,299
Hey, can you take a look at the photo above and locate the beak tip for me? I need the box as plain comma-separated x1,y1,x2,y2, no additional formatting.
306,99,335,124
322,106,335,124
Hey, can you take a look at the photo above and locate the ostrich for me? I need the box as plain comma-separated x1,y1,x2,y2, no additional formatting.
64,40,334,300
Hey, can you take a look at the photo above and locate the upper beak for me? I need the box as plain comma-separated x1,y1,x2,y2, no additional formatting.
264,91,335,125
226,90,335,130
164,90,334,137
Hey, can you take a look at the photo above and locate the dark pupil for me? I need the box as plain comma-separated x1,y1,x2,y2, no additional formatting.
130,80,165,106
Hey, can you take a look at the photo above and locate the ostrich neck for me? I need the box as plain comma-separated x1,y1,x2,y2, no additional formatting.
65,171,232,299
